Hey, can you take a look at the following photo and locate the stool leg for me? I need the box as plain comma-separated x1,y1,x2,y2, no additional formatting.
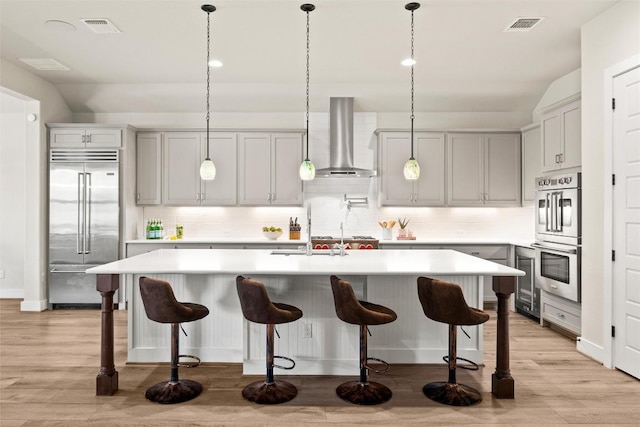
144,323,203,404
423,324,483,406
241,323,297,404
335,325,392,405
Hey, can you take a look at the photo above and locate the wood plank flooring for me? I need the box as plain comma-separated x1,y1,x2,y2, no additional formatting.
1,299,638,426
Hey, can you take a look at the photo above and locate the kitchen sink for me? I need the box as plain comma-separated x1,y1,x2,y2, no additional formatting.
270,249,348,256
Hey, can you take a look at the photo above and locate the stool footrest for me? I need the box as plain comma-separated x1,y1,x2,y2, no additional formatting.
177,354,201,368
442,356,479,371
365,357,390,374
274,355,296,370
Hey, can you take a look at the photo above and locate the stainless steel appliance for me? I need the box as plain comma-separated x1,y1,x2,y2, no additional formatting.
48,149,120,308
533,172,581,302
311,236,379,250
514,246,539,320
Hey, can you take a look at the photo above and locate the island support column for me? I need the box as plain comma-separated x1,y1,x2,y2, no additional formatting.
491,275,515,398
96,274,119,396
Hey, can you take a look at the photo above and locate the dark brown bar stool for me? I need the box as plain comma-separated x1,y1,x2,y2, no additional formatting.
138,276,209,404
417,276,490,406
236,275,303,404
329,275,397,405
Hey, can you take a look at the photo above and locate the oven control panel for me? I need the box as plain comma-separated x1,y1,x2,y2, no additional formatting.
536,172,581,190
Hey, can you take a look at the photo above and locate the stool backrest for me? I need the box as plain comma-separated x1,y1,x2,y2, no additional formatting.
237,276,294,324
330,275,369,325
139,276,190,324
417,277,489,326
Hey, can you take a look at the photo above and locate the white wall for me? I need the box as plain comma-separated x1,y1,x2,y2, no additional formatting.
0,93,27,298
0,59,72,311
532,68,581,121
580,0,640,353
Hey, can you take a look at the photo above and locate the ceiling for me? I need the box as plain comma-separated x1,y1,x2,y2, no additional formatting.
0,0,619,114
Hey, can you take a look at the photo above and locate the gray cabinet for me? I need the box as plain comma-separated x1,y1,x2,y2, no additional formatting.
379,131,446,206
136,132,162,205
162,132,237,206
48,126,122,148
541,99,581,172
541,290,581,335
238,132,303,206
521,124,541,206
447,133,521,206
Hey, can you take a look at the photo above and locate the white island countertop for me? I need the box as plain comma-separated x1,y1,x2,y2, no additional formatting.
87,248,524,277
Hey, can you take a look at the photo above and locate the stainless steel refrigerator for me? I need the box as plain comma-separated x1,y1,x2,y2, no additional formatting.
48,149,120,308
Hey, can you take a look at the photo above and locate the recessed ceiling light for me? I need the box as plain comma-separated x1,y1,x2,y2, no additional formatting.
18,58,69,71
401,58,416,67
45,20,76,32
208,59,223,68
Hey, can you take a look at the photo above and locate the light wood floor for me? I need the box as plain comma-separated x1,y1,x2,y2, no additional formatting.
1,299,638,426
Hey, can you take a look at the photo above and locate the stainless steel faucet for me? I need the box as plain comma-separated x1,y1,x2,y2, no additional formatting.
305,204,313,256
338,221,346,257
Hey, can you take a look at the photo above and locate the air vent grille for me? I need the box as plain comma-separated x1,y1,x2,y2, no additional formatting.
80,18,121,34
18,58,69,71
504,17,544,32
50,150,119,163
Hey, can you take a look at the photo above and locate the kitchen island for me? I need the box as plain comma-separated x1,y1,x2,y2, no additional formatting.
87,248,523,398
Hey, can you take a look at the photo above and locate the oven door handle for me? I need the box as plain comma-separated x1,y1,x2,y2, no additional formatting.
545,193,552,232
531,242,577,254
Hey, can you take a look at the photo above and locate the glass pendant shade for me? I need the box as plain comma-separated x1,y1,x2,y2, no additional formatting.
299,159,315,180
403,157,420,180
200,158,216,180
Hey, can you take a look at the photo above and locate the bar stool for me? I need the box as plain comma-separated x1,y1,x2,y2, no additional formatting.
329,275,397,405
417,276,490,406
138,276,209,404
236,276,303,404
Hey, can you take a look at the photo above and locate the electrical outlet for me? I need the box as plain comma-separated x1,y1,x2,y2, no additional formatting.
303,323,312,338
0,269,4,279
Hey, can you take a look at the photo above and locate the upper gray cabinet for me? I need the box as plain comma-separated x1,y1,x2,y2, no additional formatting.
521,124,541,205
379,131,446,206
48,126,122,148
162,132,237,206
237,132,303,206
447,133,521,206
541,99,581,172
136,132,162,205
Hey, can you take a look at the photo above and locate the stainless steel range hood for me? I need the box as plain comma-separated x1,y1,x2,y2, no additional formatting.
315,97,377,178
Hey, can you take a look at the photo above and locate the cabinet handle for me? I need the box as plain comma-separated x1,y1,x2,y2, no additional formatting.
82,135,86,143
558,153,563,163
87,134,91,144
557,313,565,319
267,193,271,202
409,193,413,202
196,193,200,201
137,193,140,201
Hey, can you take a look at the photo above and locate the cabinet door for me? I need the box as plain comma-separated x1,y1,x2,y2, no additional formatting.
238,133,272,205
447,133,485,206
521,125,541,205
541,111,561,172
86,129,122,147
136,133,162,205
379,132,415,206
49,128,86,148
271,133,303,205
162,133,201,205
560,100,581,169
414,132,446,206
485,133,521,205
201,132,238,206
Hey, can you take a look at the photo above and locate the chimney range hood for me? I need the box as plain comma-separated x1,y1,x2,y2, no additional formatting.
315,97,377,178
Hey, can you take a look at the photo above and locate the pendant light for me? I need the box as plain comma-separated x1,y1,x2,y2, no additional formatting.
403,2,420,180
299,3,316,181
199,4,217,181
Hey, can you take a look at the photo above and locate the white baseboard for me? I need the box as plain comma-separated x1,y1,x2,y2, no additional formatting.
20,299,48,312
0,289,24,299
576,336,605,364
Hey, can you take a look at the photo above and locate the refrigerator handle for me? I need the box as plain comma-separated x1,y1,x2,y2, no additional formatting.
84,173,91,254
77,172,84,254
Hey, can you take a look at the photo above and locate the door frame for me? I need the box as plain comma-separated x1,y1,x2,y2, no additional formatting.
602,53,640,369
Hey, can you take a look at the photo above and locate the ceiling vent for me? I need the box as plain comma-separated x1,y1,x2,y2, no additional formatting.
18,58,69,71
504,17,544,32
80,18,121,34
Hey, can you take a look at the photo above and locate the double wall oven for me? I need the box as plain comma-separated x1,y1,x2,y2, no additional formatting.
533,172,581,302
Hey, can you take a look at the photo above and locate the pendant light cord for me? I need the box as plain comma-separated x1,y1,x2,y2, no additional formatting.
205,8,212,160
305,8,311,162
410,7,415,160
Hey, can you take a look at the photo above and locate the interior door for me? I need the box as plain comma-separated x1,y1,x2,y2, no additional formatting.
613,65,640,379
49,162,84,264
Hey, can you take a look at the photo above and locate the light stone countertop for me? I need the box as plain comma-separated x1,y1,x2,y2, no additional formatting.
87,248,524,277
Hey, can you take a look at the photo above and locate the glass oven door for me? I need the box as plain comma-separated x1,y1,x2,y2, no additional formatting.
533,242,580,302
